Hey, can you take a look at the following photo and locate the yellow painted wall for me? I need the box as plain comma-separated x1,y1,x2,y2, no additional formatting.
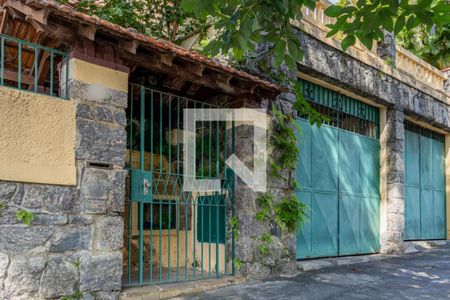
443,135,450,239
0,87,76,185
379,107,388,251
62,58,128,92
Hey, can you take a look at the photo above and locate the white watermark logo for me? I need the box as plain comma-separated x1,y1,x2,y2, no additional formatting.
183,108,268,193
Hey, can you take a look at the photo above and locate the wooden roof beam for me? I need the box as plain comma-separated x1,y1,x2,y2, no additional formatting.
119,39,138,54
161,54,174,66
78,24,96,41
0,9,8,34
3,0,47,24
162,75,186,91
121,50,248,96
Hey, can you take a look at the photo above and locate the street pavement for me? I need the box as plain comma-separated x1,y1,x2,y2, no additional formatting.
180,243,450,299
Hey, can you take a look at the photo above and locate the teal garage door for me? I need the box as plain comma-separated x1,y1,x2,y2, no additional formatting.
404,121,446,240
296,80,380,259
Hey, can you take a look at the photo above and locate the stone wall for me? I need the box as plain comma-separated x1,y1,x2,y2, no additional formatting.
233,92,298,280
296,29,450,131
234,29,449,280
0,59,128,300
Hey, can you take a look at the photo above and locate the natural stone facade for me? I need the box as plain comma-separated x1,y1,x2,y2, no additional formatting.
381,107,406,254
0,62,127,299
233,28,449,280
296,30,450,131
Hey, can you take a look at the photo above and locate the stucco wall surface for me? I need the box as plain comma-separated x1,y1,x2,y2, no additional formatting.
0,87,76,185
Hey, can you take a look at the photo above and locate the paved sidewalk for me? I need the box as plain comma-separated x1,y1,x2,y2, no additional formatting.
180,243,450,300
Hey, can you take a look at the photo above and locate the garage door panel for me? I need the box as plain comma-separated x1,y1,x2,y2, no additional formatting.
338,131,362,196
360,196,381,253
311,192,339,257
433,191,446,239
420,189,434,239
312,125,338,193
405,186,421,240
296,120,312,189
361,139,381,197
420,136,433,189
339,194,360,255
432,141,445,191
405,130,420,187
296,190,313,258
404,122,446,241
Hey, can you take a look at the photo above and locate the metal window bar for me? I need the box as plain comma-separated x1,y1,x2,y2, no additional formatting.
299,79,380,139
0,34,68,99
124,84,236,287
405,120,445,142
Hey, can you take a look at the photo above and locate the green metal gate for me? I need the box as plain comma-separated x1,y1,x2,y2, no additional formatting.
296,80,381,259
124,84,236,287
404,121,446,240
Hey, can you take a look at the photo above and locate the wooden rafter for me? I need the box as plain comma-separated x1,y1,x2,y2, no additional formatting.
121,50,249,96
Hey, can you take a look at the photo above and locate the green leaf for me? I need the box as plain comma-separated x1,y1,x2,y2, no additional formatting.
418,0,433,8
288,39,303,61
394,15,406,35
341,34,356,51
304,0,316,10
284,54,296,69
240,17,253,38
406,16,416,30
358,33,373,50
324,5,345,17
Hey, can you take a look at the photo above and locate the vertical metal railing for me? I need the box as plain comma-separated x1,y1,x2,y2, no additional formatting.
0,34,68,99
125,84,235,287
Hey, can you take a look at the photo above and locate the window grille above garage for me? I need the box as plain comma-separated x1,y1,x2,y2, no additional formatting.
299,79,380,139
405,120,445,142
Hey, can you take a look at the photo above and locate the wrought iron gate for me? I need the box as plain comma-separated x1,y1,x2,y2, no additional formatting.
124,84,236,287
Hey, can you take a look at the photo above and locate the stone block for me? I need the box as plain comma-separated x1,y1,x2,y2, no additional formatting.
114,110,127,127
32,213,68,225
110,170,127,213
96,106,114,122
4,256,45,298
77,103,95,120
386,183,404,200
0,182,16,203
22,185,75,212
81,168,112,201
386,152,404,172
49,225,91,252
0,226,54,255
0,252,9,288
82,199,108,214
94,216,123,251
76,118,127,166
69,80,127,108
79,251,122,292
69,214,96,225
386,171,404,184
39,255,78,298
245,262,271,280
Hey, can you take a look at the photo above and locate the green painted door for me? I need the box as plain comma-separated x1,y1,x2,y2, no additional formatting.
404,121,446,240
296,120,380,258
296,79,380,259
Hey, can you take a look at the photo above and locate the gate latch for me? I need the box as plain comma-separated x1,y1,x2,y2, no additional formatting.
143,178,150,195
130,169,153,203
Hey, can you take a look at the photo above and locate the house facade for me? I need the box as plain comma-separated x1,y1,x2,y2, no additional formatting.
0,0,449,299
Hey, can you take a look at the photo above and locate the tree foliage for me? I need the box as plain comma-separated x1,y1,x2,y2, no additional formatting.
56,0,204,42
397,23,449,69
324,0,449,52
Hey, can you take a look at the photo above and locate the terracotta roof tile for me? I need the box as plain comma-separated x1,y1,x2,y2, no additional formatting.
26,0,283,93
